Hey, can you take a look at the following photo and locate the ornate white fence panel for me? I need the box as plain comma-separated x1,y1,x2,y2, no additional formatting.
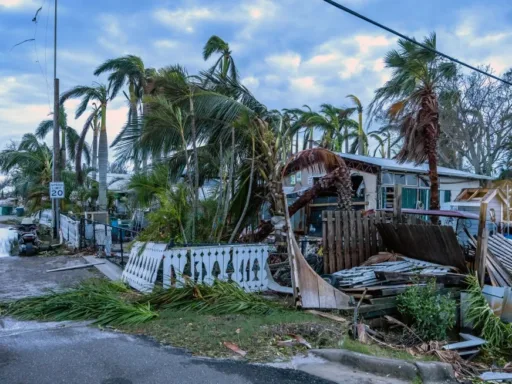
122,242,166,292
232,244,269,292
59,214,80,249
162,244,269,292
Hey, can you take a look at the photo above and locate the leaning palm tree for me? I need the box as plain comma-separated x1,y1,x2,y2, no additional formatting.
60,84,115,210
370,33,457,211
347,94,366,155
35,105,87,168
203,35,238,81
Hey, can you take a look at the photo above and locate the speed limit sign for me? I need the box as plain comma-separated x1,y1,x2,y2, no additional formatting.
49,182,65,199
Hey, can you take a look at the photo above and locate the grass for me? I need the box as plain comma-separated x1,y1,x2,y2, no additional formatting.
121,309,345,361
341,337,436,362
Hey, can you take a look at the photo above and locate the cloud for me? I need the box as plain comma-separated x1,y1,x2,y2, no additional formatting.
153,39,178,49
0,0,35,8
241,76,259,89
265,52,301,71
153,0,278,35
154,7,214,33
289,76,325,98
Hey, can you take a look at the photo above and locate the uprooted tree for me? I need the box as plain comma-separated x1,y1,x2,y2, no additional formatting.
241,148,352,242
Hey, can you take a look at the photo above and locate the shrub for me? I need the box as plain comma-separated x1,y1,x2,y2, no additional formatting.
396,279,456,341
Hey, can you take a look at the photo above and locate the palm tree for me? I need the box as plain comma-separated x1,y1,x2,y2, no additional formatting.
35,105,87,168
370,33,457,211
94,55,156,166
347,94,366,155
0,134,53,211
60,84,115,210
203,35,238,81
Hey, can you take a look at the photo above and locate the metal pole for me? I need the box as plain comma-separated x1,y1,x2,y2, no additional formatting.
507,184,510,236
52,0,60,238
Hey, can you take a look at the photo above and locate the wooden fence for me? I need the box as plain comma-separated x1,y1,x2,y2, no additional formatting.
322,210,389,274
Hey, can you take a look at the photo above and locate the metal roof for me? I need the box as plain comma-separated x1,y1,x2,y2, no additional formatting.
338,153,493,180
376,208,480,220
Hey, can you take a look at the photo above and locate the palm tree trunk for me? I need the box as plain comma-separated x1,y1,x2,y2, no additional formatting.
229,134,255,243
344,126,349,153
357,111,364,155
179,125,194,192
98,104,108,211
189,94,199,242
91,126,98,182
218,126,235,241
210,141,224,241
427,138,440,215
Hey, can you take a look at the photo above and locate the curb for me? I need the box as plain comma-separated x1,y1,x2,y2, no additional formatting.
311,349,457,384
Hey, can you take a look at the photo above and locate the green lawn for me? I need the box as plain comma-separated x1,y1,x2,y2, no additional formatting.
121,309,346,361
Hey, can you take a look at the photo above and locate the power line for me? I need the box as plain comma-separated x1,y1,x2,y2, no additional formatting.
322,0,512,87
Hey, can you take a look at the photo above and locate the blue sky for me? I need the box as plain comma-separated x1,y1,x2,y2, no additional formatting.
1,0,512,152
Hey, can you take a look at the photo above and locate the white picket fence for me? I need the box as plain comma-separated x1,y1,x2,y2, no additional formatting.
121,242,271,293
60,214,80,249
36,211,112,255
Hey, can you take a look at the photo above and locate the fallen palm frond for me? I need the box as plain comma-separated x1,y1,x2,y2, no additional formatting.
145,280,280,315
3,279,157,326
465,274,512,352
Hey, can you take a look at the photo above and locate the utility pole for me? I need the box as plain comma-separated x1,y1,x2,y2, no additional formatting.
52,0,60,238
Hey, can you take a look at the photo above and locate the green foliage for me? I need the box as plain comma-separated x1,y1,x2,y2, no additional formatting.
134,177,218,243
145,279,280,316
465,275,512,353
397,280,456,341
3,279,157,326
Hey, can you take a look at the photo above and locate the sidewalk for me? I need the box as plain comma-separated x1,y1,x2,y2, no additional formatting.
0,256,101,301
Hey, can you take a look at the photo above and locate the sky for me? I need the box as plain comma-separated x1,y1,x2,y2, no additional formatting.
1,0,512,157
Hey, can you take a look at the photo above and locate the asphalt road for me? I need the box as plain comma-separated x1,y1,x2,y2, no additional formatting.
0,319,335,384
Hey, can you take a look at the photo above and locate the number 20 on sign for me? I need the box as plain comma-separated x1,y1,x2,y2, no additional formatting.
49,182,65,199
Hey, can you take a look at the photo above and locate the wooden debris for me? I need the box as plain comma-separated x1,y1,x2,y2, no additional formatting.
290,334,312,349
361,252,401,267
384,315,424,343
284,191,350,309
306,310,348,323
376,223,468,272
276,340,298,348
223,342,247,357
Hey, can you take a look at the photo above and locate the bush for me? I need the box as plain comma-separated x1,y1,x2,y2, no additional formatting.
396,280,456,341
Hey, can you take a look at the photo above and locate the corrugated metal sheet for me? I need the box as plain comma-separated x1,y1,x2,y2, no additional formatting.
338,153,492,180
331,257,454,288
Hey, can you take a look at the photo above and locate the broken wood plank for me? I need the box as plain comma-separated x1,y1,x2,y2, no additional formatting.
46,262,105,273
306,310,348,323
356,210,364,266
475,202,489,286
